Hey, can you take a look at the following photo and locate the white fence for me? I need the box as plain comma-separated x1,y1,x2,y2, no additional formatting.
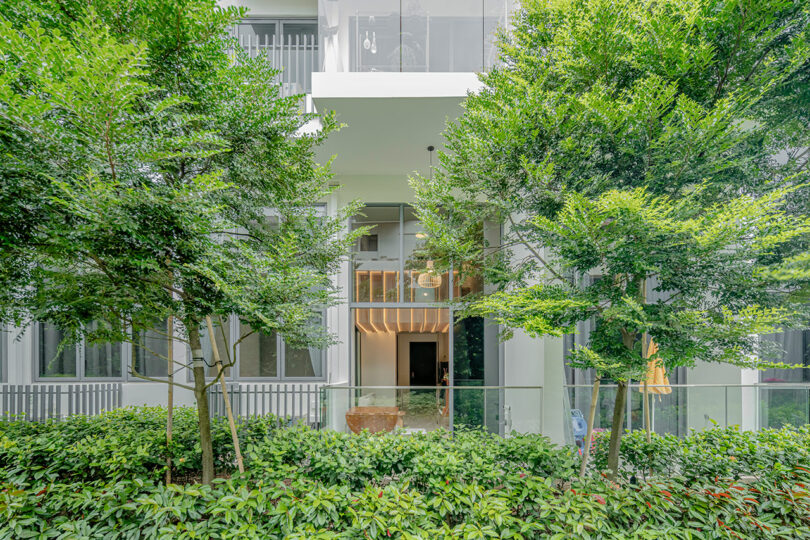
0,383,122,421
208,383,323,428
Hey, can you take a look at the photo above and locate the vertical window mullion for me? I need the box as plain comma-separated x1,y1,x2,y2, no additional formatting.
278,332,284,380
77,338,85,381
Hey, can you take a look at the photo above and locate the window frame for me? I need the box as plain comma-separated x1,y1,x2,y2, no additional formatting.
33,322,127,382
0,326,7,383
187,314,328,382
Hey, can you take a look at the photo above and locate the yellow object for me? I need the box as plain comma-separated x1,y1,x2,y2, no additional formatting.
643,340,671,395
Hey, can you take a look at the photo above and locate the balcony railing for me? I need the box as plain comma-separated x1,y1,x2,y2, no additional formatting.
567,383,810,439
321,385,543,434
231,21,318,96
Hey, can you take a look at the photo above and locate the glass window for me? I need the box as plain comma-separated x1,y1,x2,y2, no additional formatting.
0,327,7,382
401,1,484,73
38,323,77,378
238,323,278,378
484,0,510,70
200,319,231,378
318,0,512,73
352,205,401,303
404,206,450,302
762,330,810,383
284,344,323,378
132,321,169,378
84,322,122,378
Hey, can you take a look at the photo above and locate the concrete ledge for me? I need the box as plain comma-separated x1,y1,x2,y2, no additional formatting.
312,72,484,99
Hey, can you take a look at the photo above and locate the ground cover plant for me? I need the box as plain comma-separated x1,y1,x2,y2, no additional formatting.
1,408,808,538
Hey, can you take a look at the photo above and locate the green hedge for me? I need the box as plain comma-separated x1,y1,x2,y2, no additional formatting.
1,408,808,538
589,425,810,482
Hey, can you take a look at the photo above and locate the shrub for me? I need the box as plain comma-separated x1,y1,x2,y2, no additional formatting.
0,408,808,538
590,425,810,482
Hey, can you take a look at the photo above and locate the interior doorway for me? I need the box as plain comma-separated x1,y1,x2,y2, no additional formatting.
409,341,437,386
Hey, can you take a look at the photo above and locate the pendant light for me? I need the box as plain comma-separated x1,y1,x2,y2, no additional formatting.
417,145,442,289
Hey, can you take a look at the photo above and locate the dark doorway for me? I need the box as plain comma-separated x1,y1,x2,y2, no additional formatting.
409,342,437,386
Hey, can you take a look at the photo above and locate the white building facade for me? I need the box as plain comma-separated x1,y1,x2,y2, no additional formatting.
2,0,808,443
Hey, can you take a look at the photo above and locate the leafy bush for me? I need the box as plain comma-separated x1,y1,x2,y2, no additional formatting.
590,425,810,482
1,408,809,538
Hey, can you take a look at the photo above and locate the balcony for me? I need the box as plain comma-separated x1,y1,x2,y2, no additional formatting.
318,0,514,73
232,18,318,96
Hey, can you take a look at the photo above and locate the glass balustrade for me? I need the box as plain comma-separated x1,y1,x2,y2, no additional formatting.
565,384,810,439
321,385,543,434
318,0,513,73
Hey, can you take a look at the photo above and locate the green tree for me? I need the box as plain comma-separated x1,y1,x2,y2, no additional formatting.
0,2,360,483
412,0,810,478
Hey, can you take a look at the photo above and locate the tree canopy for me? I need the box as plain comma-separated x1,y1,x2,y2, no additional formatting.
0,0,359,482
412,0,810,477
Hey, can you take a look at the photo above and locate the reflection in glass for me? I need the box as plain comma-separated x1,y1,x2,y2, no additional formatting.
401,0,484,72
84,321,122,378
761,329,810,428
352,205,401,302
39,324,77,377
133,321,169,378
403,206,449,302
318,0,513,73
238,323,278,378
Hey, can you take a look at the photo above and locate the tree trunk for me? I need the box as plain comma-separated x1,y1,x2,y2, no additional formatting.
606,380,628,481
205,316,244,474
579,377,600,479
166,315,174,485
188,325,215,485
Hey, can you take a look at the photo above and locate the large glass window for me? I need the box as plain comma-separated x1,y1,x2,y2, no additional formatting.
199,318,231,378
761,330,810,383
38,323,78,378
401,1,484,73
238,323,278,378
132,321,169,378
237,319,325,380
84,322,122,378
37,322,124,380
403,206,450,302
760,329,810,429
352,205,401,303
352,204,457,304
318,0,512,73
285,344,324,378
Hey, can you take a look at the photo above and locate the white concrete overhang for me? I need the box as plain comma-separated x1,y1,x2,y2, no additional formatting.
312,72,484,177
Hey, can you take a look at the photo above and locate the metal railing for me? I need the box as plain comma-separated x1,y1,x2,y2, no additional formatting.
566,383,810,437
208,383,323,427
233,32,317,96
0,383,122,421
321,385,543,434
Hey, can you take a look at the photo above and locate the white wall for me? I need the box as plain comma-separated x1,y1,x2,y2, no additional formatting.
359,332,396,386
220,0,316,18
